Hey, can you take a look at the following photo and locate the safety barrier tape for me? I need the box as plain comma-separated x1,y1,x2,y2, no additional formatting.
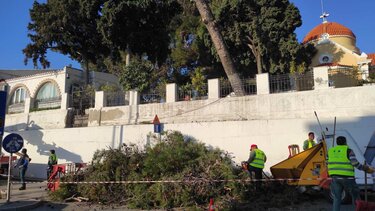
9,177,375,185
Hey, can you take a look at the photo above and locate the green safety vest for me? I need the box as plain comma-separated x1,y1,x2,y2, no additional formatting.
308,140,313,149
249,149,265,169
49,154,58,165
328,145,354,177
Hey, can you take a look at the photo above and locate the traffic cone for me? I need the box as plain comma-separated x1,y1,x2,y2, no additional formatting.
208,198,215,211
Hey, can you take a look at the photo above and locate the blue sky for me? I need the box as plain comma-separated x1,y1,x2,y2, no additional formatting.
0,0,374,70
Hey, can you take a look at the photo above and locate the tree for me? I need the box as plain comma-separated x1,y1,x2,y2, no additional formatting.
23,0,109,84
23,0,181,85
193,0,245,96
216,0,316,74
98,0,181,65
118,57,154,92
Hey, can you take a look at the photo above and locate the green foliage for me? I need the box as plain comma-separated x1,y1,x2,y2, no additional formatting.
98,0,182,64
290,61,307,74
213,0,316,74
24,0,181,70
24,0,109,69
191,67,206,95
168,3,224,84
50,131,312,209
98,84,120,92
118,58,154,92
51,131,242,209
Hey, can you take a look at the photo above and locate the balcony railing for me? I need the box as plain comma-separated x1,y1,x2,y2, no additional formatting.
34,96,61,110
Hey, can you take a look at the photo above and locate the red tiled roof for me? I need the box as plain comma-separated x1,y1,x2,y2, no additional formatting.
303,22,356,43
368,53,375,65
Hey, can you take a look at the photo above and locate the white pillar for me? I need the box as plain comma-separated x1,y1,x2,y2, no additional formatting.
208,79,220,99
256,73,270,95
95,91,107,108
359,63,369,80
24,98,31,114
129,90,140,105
60,93,69,110
313,66,329,89
166,83,177,103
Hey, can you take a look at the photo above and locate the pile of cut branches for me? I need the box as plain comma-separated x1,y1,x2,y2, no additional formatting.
50,131,306,210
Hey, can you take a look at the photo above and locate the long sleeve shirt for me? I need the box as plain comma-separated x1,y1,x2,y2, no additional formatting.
347,149,368,171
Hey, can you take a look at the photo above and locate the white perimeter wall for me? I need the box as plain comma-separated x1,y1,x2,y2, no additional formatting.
4,85,375,179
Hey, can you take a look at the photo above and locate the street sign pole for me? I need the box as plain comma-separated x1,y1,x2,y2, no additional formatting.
2,133,24,203
0,90,8,155
6,152,12,202
152,115,162,141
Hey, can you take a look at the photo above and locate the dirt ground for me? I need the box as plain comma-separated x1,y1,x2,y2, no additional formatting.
31,192,375,211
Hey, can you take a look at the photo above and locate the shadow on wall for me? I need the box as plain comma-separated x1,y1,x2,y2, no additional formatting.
6,122,83,163
305,115,375,165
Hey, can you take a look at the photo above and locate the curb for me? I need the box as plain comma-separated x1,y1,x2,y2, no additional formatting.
0,199,43,211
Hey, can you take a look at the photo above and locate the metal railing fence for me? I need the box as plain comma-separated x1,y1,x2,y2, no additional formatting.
269,72,314,93
177,83,208,101
106,91,127,107
220,78,257,97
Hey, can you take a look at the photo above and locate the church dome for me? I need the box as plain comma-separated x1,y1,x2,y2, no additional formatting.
303,22,356,43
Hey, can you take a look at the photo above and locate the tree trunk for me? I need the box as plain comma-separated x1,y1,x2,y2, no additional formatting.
194,0,245,96
255,51,262,75
85,60,90,85
247,36,263,74
125,44,131,67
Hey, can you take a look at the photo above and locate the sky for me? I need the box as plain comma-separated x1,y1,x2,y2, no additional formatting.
0,0,374,70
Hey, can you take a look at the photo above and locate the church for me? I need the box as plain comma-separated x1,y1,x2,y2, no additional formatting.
302,13,374,79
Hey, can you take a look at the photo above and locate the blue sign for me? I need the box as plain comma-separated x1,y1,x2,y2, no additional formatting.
154,124,162,133
2,133,24,153
0,91,6,136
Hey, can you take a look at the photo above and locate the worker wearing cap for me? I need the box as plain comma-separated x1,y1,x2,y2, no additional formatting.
328,136,375,211
303,132,316,150
247,144,266,190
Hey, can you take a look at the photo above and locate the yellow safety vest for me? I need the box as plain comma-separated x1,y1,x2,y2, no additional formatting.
308,140,313,149
328,145,354,177
249,149,265,169
49,154,58,165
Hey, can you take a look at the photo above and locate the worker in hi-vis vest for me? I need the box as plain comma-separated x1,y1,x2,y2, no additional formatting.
247,144,266,190
303,132,316,150
328,136,374,211
47,149,58,179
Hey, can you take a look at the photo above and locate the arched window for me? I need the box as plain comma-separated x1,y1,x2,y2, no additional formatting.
10,87,27,104
35,82,61,109
36,82,59,100
8,87,28,113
